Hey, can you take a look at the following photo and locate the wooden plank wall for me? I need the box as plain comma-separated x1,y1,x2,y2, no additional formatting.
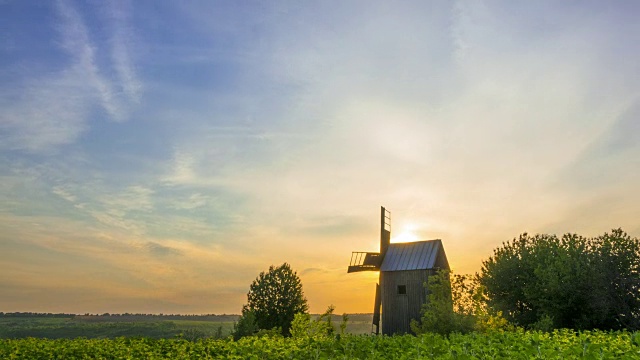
380,269,436,335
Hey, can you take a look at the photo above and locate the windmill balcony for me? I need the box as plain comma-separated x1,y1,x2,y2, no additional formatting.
348,252,382,273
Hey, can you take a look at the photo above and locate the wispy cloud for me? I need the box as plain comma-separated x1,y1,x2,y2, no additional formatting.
105,0,142,103
55,0,121,119
155,1,640,278
145,241,182,257
0,209,246,313
0,0,142,153
99,185,155,214
52,185,77,203
84,185,155,235
0,67,90,152
169,193,209,210
162,150,200,186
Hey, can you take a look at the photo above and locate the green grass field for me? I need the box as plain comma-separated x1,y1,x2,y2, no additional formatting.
0,316,227,339
0,314,374,339
1,330,639,359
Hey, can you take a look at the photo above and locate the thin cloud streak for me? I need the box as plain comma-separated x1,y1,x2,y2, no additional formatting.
106,0,142,103
0,0,143,152
56,0,120,120
0,67,89,152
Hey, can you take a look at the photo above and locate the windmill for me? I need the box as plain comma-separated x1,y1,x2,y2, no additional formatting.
347,206,450,335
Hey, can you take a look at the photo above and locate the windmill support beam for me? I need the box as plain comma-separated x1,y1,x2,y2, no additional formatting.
372,282,381,335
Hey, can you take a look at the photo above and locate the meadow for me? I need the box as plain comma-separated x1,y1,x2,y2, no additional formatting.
0,314,373,340
3,314,639,359
1,329,639,359
0,315,230,340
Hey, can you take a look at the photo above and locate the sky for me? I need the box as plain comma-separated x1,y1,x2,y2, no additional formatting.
1,1,639,315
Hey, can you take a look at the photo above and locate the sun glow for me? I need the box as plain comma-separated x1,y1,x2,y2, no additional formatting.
391,224,420,243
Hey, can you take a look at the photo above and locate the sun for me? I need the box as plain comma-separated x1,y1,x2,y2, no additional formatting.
391,224,420,243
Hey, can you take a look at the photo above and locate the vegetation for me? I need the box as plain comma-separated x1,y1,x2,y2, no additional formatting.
0,314,373,340
0,313,235,321
2,330,639,359
3,229,639,358
411,270,510,335
409,229,639,335
232,308,258,340
291,305,341,340
0,316,233,340
414,271,473,335
479,228,640,331
236,263,308,337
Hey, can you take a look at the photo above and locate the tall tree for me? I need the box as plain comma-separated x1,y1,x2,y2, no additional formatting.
479,229,640,330
591,229,640,330
244,263,308,336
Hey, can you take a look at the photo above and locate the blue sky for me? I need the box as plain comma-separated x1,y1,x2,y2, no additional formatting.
1,0,639,314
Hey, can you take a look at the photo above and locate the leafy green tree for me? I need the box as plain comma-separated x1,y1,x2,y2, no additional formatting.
412,270,511,335
290,313,314,339
479,229,640,330
290,305,337,340
232,307,258,340
591,229,640,330
244,263,308,336
411,270,476,335
339,313,349,336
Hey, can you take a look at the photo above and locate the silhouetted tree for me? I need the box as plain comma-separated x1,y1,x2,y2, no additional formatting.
243,263,308,336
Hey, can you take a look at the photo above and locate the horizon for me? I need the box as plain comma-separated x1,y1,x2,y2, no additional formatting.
0,311,374,316
1,1,639,315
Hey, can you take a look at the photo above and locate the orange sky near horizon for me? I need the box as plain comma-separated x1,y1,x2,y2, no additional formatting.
2,1,639,315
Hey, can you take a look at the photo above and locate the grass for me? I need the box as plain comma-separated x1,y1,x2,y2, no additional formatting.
0,314,375,339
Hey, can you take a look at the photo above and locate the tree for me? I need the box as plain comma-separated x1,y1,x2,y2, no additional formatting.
290,305,338,340
591,229,640,330
411,270,456,335
479,229,640,331
411,270,492,335
232,307,258,340
244,263,308,336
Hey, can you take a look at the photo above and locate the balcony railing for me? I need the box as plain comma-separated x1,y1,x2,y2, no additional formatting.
348,252,382,273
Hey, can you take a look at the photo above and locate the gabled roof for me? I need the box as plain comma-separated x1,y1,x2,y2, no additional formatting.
380,239,449,272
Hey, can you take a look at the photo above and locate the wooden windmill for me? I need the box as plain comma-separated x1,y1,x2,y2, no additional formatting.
348,207,450,335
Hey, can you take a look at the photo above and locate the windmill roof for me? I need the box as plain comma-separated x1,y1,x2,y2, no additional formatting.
380,239,447,271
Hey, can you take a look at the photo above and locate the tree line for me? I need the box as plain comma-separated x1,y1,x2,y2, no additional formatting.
0,312,237,321
234,228,639,339
413,228,640,334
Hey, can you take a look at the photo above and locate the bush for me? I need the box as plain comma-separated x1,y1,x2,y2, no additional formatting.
232,308,258,340
290,305,337,340
479,229,640,330
411,270,475,335
411,270,511,335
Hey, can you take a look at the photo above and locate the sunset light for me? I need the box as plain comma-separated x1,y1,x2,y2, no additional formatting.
391,224,420,244
1,1,639,317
